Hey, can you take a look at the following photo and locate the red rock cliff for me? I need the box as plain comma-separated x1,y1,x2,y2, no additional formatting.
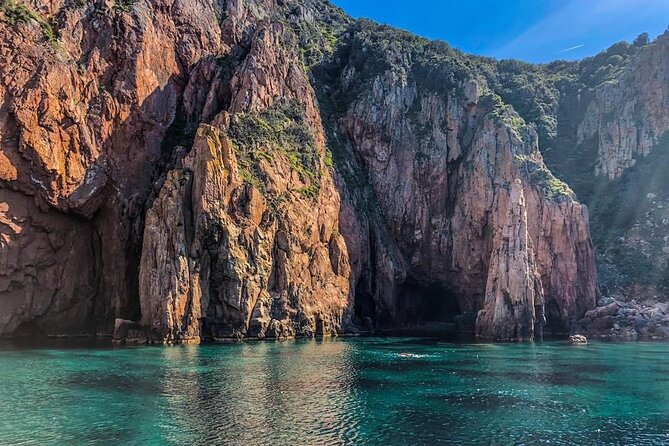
0,0,597,342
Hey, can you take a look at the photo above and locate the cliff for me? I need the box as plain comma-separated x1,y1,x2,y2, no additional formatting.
9,0,662,343
538,33,669,318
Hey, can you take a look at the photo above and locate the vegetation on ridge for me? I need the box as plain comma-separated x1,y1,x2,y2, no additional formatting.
227,100,323,199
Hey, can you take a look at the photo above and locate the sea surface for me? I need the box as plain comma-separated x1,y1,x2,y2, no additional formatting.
0,337,668,445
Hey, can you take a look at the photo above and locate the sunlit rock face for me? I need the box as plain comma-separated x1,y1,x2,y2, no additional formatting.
577,33,669,181
0,0,602,342
476,180,544,341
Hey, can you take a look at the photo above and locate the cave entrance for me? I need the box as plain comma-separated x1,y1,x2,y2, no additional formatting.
398,280,462,334
354,277,376,331
544,300,567,336
315,315,324,337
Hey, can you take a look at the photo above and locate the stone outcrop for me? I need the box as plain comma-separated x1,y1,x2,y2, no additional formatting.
328,36,597,339
1,0,601,342
0,0,226,335
476,180,544,341
557,33,669,310
576,297,669,340
577,33,669,180
137,118,351,343
569,334,587,345
134,14,352,343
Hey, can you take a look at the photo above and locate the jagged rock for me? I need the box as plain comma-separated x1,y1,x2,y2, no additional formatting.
569,334,588,344
112,319,148,345
598,297,615,307
336,58,596,337
591,316,615,331
585,302,620,320
476,180,544,341
578,33,669,180
0,0,227,336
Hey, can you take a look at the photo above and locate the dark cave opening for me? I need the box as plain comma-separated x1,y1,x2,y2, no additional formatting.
545,300,567,335
398,280,462,329
315,315,324,337
354,278,376,331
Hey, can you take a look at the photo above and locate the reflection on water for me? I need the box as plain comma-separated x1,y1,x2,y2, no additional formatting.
1,338,669,445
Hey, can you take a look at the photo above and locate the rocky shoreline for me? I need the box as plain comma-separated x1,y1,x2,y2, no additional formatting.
112,313,669,344
576,298,669,341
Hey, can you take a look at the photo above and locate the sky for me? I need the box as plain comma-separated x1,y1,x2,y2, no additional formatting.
330,0,669,63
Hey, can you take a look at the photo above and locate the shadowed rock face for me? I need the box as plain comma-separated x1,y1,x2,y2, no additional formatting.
541,34,669,307
0,0,600,342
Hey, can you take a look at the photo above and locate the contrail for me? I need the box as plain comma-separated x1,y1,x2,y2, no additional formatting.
557,44,585,54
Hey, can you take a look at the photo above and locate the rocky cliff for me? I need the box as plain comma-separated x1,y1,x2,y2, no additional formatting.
8,0,659,343
550,33,669,339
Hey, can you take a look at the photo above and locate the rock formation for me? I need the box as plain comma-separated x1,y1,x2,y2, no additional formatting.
577,33,669,180
476,180,544,341
542,32,669,319
17,0,669,343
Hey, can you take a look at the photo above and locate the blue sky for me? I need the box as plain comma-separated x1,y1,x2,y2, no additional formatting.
330,0,669,63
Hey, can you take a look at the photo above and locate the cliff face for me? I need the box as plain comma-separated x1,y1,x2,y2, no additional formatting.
577,34,669,180
0,0,225,334
320,24,596,337
137,15,352,342
538,34,669,312
0,0,601,342
476,180,543,341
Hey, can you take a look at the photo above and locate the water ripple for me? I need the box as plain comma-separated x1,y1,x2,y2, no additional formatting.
0,338,668,445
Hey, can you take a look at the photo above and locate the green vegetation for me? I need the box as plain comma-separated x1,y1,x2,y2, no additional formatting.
296,185,319,199
281,0,350,68
308,17,663,293
227,100,322,199
66,0,90,8
114,0,134,12
0,0,57,45
514,154,573,200
482,93,527,139
572,130,669,292
318,20,649,153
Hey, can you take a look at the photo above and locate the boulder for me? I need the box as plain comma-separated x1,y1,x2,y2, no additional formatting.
590,315,615,331
585,302,620,319
569,334,588,344
112,319,149,345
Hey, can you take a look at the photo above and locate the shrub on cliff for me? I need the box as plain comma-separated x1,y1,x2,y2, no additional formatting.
228,100,322,197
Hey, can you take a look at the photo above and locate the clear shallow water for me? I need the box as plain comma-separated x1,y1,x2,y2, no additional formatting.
1,338,668,445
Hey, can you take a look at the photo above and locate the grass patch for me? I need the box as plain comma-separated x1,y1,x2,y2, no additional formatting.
515,154,573,200
295,185,319,199
227,100,322,199
114,0,134,12
0,0,57,45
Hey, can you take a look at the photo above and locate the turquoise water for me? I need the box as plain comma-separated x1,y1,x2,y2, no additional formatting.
1,338,668,445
